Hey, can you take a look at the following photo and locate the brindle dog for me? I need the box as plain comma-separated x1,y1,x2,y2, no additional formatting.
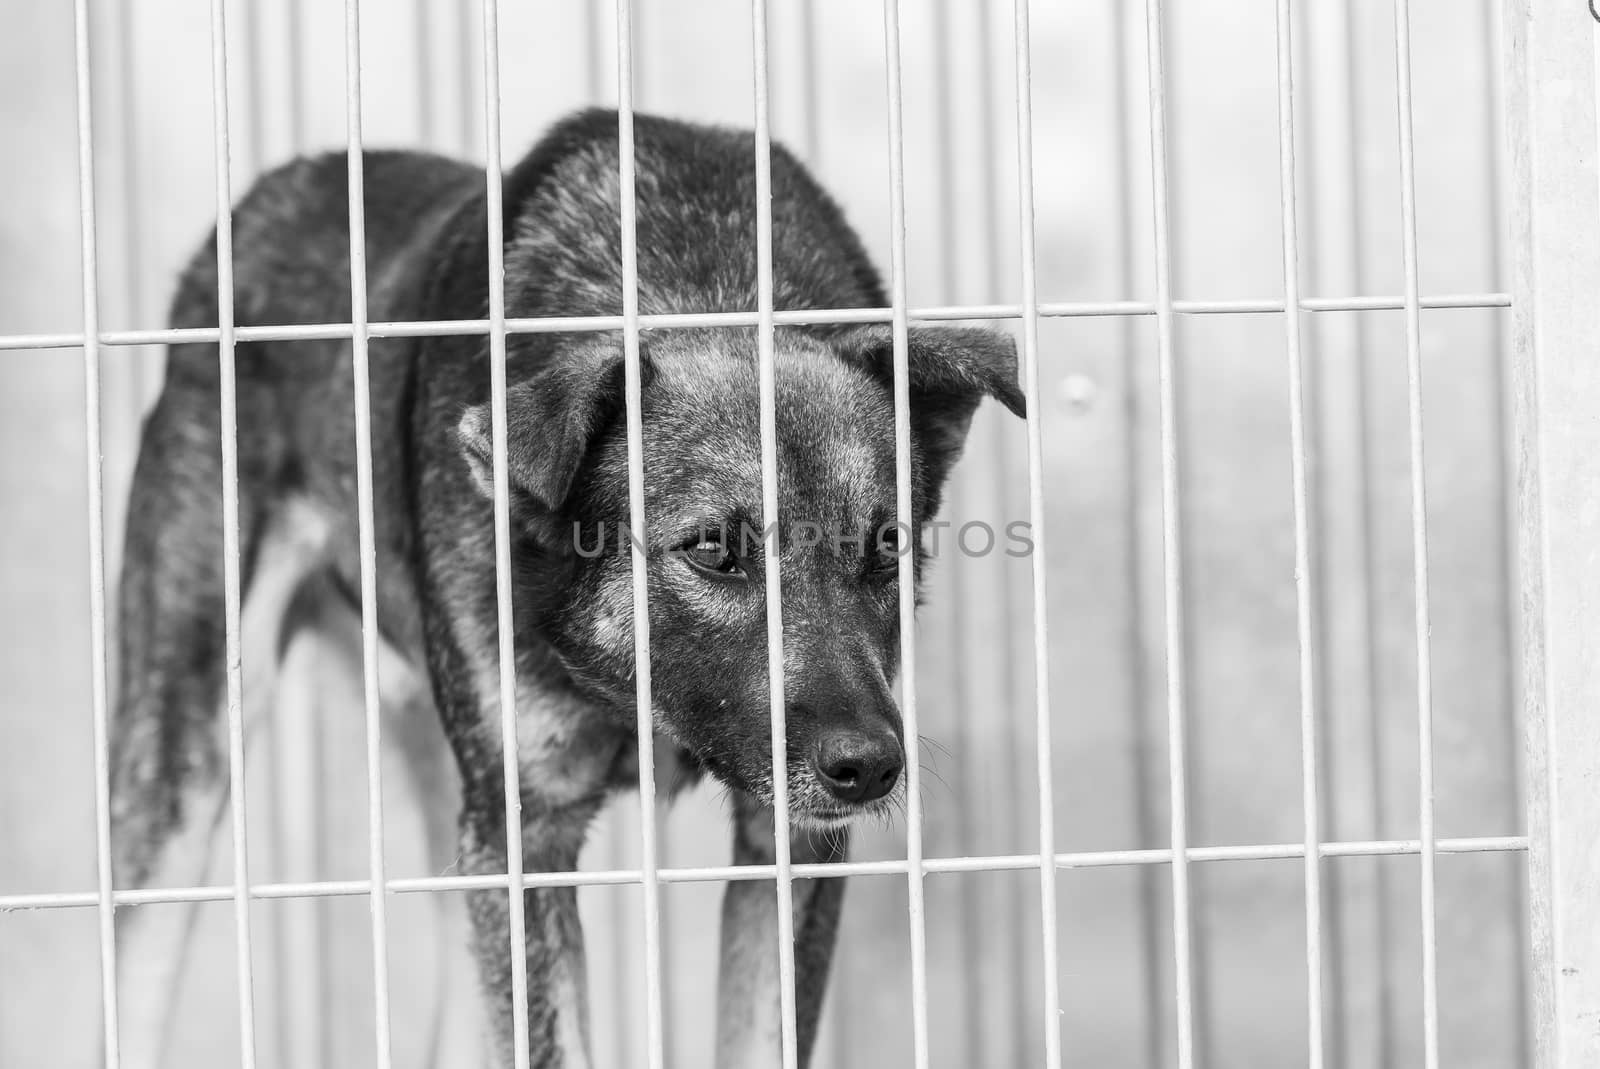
108,108,1023,1068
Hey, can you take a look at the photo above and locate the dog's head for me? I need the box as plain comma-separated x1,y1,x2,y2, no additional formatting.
456,325,1023,826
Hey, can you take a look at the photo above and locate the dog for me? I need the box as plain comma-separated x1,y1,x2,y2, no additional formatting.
107,108,1023,1068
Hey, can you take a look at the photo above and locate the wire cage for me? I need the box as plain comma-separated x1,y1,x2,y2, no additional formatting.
0,0,1595,1067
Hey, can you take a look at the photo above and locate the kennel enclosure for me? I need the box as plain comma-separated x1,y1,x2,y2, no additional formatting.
0,0,1596,1066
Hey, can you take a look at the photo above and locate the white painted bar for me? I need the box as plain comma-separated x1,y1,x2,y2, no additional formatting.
1106,0,1167,1061
1140,2,1195,1064
0,836,1531,913
613,2,668,1065
1008,1,1063,1064
475,0,534,1064
71,0,120,1064
340,0,396,1063
0,292,1518,353
206,0,261,1060
749,2,802,1066
1504,2,1600,1066
276,9,329,1064
1388,4,1441,1064
929,0,982,1060
879,3,933,1064
1272,2,1325,1064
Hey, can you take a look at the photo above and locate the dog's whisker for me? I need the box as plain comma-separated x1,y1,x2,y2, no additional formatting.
918,733,954,763
919,761,955,800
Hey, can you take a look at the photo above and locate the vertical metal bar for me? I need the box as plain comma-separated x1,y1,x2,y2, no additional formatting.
1294,11,1352,1063
973,7,1033,1056
1388,4,1439,1065
72,1,120,1064
207,0,261,1060
115,0,145,331
751,4,800,1066
1339,5,1397,1061
1273,3,1325,1065
237,0,291,1056
929,1,981,1063
1140,2,1196,1065
1504,3,1600,1066
477,2,534,1066
274,3,328,1062
1007,3,1063,1066
282,7,330,1065
1107,1,1166,1061
614,2,667,1065
880,4,933,1064
341,2,396,1064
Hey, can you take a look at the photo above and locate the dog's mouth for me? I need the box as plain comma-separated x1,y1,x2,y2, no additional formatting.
694,752,905,828
771,775,907,831
789,797,900,831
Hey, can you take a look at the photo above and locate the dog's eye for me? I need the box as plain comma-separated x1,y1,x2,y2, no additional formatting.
681,538,743,578
870,526,906,577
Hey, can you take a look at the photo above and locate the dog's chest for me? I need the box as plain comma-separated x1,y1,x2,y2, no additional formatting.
511,684,628,806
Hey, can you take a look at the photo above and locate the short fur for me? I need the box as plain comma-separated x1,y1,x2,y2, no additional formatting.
109,108,1022,1068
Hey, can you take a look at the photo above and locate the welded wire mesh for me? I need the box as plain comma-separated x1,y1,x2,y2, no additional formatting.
9,0,1593,1066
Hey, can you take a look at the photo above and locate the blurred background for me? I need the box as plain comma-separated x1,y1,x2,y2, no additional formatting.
0,0,1537,1066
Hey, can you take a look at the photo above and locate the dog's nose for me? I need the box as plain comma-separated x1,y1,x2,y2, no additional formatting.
812,729,903,804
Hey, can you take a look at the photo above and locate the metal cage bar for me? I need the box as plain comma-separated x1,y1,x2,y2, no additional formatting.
879,3,934,1065
750,1,802,1066
1336,3,1400,1059
1505,2,1600,1067
339,0,397,1063
0,292,1514,353
206,0,262,1060
1272,2,1326,1065
1,836,1529,913
71,1,120,1065
1008,1,1064,1064
1389,3,1441,1064
24,2,1575,1065
1139,1,1196,1064
613,3,669,1065
476,1,536,1064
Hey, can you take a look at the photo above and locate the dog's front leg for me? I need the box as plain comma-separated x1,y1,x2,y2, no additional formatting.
460,806,594,1069
716,794,849,1069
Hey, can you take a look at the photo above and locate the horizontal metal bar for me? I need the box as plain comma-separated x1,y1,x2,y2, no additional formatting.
0,292,1514,352
0,836,1527,913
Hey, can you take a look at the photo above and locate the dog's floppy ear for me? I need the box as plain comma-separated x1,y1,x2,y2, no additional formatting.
455,334,638,515
830,323,1025,499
